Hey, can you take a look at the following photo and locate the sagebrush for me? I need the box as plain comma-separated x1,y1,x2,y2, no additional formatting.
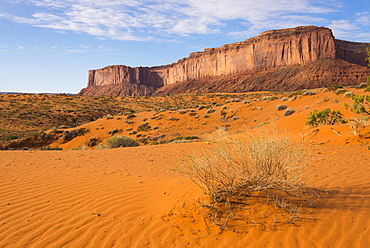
177,131,320,229
106,135,138,148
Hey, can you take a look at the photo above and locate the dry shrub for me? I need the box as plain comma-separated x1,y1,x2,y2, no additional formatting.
348,117,370,135
276,104,287,111
106,135,138,148
284,107,295,116
178,130,319,229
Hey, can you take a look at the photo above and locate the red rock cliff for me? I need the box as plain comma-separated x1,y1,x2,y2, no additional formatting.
79,26,370,96
152,26,336,85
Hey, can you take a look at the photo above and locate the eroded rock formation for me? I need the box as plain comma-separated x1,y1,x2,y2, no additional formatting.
79,26,370,96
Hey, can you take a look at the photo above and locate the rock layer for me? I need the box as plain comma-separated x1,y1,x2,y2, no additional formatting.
79,26,370,96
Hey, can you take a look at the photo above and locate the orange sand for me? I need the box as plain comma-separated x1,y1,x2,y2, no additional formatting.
1,143,369,247
1,88,370,247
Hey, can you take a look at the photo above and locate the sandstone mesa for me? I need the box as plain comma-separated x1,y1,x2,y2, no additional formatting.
79,26,370,96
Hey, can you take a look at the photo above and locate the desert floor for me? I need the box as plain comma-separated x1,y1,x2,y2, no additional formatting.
1,88,370,247
1,143,369,247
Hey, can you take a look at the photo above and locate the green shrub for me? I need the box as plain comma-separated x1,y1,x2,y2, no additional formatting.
6,135,19,141
184,136,200,140
335,89,348,95
327,85,343,91
365,84,370,92
168,136,184,143
40,146,62,150
345,94,370,115
357,83,368,89
302,90,316,96
306,109,346,127
137,137,149,144
343,92,353,98
62,128,89,141
106,135,138,148
288,90,305,97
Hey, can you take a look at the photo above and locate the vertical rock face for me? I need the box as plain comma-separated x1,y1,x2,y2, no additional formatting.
87,65,163,87
79,26,370,96
153,26,336,85
335,39,370,66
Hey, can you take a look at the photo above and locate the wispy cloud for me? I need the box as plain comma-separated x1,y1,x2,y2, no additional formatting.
1,0,364,41
356,12,370,26
328,12,370,41
0,48,9,53
47,45,92,55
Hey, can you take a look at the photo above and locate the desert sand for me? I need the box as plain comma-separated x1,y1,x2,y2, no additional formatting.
1,88,370,247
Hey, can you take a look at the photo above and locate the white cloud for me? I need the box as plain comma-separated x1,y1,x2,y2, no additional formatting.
64,49,88,53
328,17,370,41
0,44,9,53
2,0,342,40
18,45,25,50
330,20,359,31
356,12,370,26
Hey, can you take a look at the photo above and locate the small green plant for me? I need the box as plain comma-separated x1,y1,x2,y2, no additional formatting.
306,109,346,127
345,95,370,115
5,135,19,141
365,84,370,92
288,90,305,97
106,135,139,148
168,136,185,143
257,121,270,127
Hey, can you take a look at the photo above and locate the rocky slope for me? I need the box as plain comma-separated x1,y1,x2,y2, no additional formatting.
79,26,370,96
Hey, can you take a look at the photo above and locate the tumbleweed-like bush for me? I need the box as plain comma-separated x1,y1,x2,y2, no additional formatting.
177,130,319,229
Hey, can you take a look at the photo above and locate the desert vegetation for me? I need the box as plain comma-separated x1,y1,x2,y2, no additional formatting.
2,87,370,151
106,135,139,148
306,109,346,127
176,130,320,230
345,94,370,116
1,87,370,246
0,94,136,142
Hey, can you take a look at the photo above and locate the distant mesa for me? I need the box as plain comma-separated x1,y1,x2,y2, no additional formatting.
78,26,370,96
0,92,75,95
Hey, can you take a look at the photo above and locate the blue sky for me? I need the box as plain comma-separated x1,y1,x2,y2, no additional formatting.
0,0,369,93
